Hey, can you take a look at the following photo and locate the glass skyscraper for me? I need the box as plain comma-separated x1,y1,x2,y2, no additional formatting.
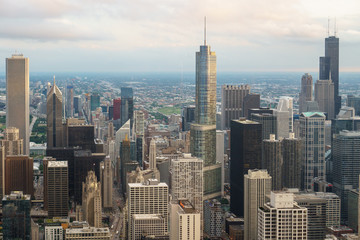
190,40,221,199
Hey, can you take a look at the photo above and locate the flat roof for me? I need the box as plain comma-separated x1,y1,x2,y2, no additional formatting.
48,161,68,167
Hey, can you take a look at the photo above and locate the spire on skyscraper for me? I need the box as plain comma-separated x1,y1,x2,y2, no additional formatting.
204,16,207,45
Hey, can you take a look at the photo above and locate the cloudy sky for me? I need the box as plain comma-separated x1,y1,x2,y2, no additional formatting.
0,0,359,72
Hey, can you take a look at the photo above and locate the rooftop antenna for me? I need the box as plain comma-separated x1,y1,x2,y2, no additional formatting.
327,18,330,37
204,16,207,45
334,17,337,37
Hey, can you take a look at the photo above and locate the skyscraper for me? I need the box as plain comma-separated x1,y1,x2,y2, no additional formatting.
315,79,335,119
230,119,262,216
299,73,313,114
90,93,100,111
250,113,277,140
221,85,250,129
100,156,113,209
5,155,34,196
275,96,293,139
120,87,134,127
262,134,283,190
82,170,102,228
0,127,23,156
113,98,121,121
282,133,302,189
149,138,157,170
47,161,68,218
319,35,340,116
66,85,74,118
242,93,260,118
244,169,271,240
190,32,221,199
47,77,64,148
300,112,326,190
6,54,30,155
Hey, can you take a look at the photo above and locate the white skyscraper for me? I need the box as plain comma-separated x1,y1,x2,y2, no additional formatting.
149,138,156,170
258,192,308,239
128,179,168,240
6,54,30,155
275,96,293,139
244,169,272,240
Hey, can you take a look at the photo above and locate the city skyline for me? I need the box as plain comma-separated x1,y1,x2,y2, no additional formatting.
0,0,360,72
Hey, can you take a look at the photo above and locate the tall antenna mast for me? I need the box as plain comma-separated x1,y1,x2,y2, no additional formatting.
327,18,330,37
334,17,337,37
204,16,207,45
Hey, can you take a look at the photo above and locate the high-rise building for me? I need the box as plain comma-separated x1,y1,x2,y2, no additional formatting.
282,133,302,189
242,93,260,118
170,200,201,240
115,119,130,162
319,35,340,116
134,110,144,137
4,155,33,196
6,54,30,155
348,189,359,232
299,73,313,114
333,131,360,222
244,169,271,240
74,96,80,114
128,179,168,240
120,87,134,127
45,226,64,240
299,112,326,190
47,161,68,218
230,119,262,216
65,226,111,239
2,191,31,240
0,127,23,156
276,96,293,139
66,85,74,118
190,36,221,199
113,98,121,121
171,154,203,221
0,146,4,199
262,134,283,190
82,171,102,228
216,130,225,196
47,78,64,148
90,93,100,111
131,214,167,240
250,113,277,140
221,84,250,129
347,95,360,116
182,105,195,131
100,156,113,209
121,135,133,193
204,199,223,238
315,79,335,119
149,138,157,170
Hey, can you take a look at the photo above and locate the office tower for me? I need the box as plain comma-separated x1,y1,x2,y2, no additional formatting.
66,85,74,118
115,119,130,159
230,119,262,216
300,112,326,190
216,130,225,196
0,146,4,199
276,96,293,138
190,37,221,199
315,79,335,119
107,121,114,141
6,54,30,155
74,96,80,114
294,194,326,239
82,171,102,228
333,131,360,222
47,78,64,148
0,127,23,156
242,93,260,118
4,155,33,196
282,133,302,189
299,73,313,113
182,105,195,131
250,113,277,140
131,214,167,240
113,98,121,121
47,161,68,218
347,95,360,116
244,169,271,240
171,154,203,220
120,87,134,127
65,227,111,239
170,200,201,240
45,226,64,240
262,134,282,190
134,110,144,136
100,156,113,209
121,135,132,193
221,84,250,129
128,179,168,240
348,189,359,232
2,191,31,240
43,156,55,211
204,199,223,238
149,138,156,170
258,192,308,240
90,93,100,111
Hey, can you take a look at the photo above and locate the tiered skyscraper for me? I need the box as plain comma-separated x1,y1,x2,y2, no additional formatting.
190,29,221,199
299,73,313,113
319,35,340,116
6,54,30,155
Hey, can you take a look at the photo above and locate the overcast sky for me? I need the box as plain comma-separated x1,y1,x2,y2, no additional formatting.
0,0,359,72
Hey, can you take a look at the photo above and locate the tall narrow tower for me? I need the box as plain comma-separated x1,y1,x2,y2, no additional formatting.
6,54,30,155
47,77,63,148
149,138,156,170
190,20,221,199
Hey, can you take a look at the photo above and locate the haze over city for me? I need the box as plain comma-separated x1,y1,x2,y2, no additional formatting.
1,0,360,72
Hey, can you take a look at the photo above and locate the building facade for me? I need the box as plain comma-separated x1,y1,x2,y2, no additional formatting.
262,134,283,190
299,73,313,114
82,171,102,228
315,79,335,119
4,155,33,196
47,78,64,148
282,133,302,189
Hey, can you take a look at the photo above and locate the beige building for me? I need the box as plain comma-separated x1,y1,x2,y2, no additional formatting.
65,227,111,239
47,77,64,148
0,127,23,156
315,79,335,119
299,73,313,113
47,161,68,218
100,156,113,209
244,169,272,240
6,54,29,155
82,171,102,228
131,214,167,240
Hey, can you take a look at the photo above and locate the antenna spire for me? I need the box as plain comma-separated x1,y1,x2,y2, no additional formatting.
327,18,330,37
334,17,337,37
204,16,207,45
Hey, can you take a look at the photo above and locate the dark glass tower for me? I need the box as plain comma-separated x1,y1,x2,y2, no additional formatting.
120,87,134,128
230,119,262,216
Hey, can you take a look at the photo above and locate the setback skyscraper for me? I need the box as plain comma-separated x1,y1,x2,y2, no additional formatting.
6,54,30,155
190,33,221,199
299,73,313,114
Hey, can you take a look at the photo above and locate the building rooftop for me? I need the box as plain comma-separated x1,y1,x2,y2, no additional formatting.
66,227,110,234
301,112,326,118
232,119,260,124
132,214,164,220
3,191,30,201
48,161,68,167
